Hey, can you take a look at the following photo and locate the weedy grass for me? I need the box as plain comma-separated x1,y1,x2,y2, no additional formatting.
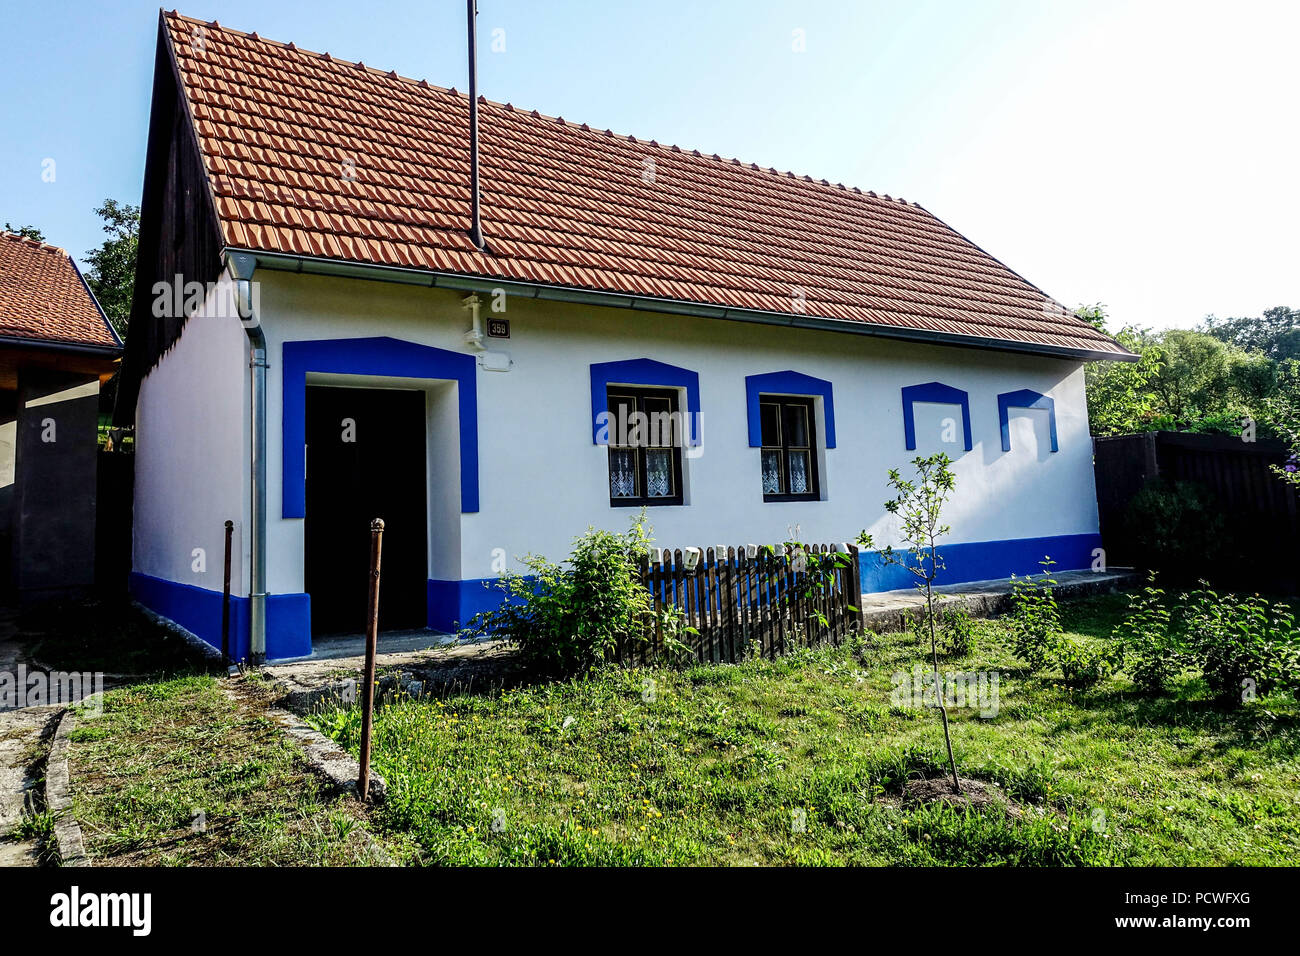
310,593,1300,866
67,675,394,866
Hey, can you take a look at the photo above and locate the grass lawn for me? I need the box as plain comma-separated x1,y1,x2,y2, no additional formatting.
311,593,1300,866
68,675,393,865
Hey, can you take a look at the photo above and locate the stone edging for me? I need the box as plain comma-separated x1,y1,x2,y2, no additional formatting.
45,709,88,867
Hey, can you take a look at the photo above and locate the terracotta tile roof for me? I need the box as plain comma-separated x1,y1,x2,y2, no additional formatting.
163,11,1133,360
0,232,119,349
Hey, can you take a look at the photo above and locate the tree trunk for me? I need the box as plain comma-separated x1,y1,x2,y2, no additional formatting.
927,546,960,794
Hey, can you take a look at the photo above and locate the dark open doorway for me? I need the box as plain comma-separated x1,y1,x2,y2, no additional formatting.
304,385,428,636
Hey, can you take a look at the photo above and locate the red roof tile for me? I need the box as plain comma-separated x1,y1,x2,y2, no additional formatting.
162,11,1132,359
0,232,119,349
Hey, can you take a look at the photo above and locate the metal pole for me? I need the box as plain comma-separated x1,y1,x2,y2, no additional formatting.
221,520,234,665
357,518,384,801
466,0,484,250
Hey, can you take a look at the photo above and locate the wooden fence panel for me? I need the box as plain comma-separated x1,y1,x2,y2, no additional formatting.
1093,430,1299,591
620,542,863,665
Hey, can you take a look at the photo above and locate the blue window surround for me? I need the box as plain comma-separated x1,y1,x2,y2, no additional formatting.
282,336,479,517
744,370,836,448
901,381,972,452
998,388,1058,453
590,358,702,446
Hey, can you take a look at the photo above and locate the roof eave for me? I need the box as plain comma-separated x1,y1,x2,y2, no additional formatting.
0,334,122,357
225,247,1140,364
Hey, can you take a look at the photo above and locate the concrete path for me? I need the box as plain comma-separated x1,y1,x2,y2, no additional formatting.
290,627,459,662
0,607,56,866
858,568,1134,632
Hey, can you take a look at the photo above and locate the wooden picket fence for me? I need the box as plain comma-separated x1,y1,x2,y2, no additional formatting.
620,543,865,665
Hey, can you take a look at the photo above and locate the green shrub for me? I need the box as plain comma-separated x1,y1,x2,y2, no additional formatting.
1054,637,1122,688
1112,575,1188,693
1181,587,1300,703
1125,478,1226,585
462,514,688,677
910,605,977,658
1008,559,1063,672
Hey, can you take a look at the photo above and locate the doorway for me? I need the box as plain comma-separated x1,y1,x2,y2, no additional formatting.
304,385,428,636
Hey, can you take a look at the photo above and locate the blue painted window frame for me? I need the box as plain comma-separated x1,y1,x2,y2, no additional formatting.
744,370,836,449
282,337,479,518
590,358,702,446
997,388,1058,452
901,381,972,452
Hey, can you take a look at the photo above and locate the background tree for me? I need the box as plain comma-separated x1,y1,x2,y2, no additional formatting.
83,199,139,340
3,222,45,241
1079,304,1163,435
1205,306,1300,363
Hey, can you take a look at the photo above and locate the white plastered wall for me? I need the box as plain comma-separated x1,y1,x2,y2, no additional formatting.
253,270,1099,591
132,274,250,594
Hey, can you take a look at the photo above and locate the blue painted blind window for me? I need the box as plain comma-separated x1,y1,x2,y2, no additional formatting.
760,396,819,500
606,387,684,506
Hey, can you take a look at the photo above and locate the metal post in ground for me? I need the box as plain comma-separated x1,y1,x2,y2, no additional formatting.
357,518,384,801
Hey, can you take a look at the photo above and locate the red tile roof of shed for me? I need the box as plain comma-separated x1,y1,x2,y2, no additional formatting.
0,232,119,349
164,11,1132,360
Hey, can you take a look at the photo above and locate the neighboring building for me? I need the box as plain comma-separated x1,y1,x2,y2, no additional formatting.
0,232,121,600
116,12,1136,662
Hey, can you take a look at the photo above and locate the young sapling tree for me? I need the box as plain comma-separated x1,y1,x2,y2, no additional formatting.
859,453,961,793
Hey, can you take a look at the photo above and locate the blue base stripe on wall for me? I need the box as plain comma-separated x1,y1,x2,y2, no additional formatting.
129,572,312,663
858,533,1102,593
427,577,521,633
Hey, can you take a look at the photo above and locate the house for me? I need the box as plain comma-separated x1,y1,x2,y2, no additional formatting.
115,11,1135,662
0,232,121,600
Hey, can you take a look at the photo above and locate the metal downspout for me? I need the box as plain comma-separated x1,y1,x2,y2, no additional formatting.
229,252,267,664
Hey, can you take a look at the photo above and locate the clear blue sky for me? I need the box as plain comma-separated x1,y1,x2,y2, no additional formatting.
1,0,1295,330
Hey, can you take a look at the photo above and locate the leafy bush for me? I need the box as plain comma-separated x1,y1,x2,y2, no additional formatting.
1181,587,1300,703
1125,479,1226,585
1008,559,1063,672
1054,637,1121,688
462,514,687,677
910,605,977,658
1112,575,1188,693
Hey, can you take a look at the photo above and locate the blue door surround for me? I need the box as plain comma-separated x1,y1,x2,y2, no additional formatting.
282,336,479,517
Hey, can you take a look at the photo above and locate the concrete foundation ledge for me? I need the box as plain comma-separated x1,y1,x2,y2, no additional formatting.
858,568,1136,634
45,709,88,867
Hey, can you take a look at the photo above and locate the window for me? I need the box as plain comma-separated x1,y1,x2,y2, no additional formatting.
759,396,819,501
606,386,684,506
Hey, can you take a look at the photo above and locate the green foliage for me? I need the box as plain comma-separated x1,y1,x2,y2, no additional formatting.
774,537,858,637
1080,306,1164,436
910,605,976,658
1266,359,1300,489
1124,478,1225,584
1112,575,1186,693
1105,578,1300,703
1181,587,1300,703
1083,304,1300,437
3,222,45,241
83,198,139,340
1053,637,1121,688
1008,559,1063,672
463,513,688,677
1205,306,1300,364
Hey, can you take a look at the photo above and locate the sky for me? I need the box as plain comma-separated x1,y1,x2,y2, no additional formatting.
0,0,1295,331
